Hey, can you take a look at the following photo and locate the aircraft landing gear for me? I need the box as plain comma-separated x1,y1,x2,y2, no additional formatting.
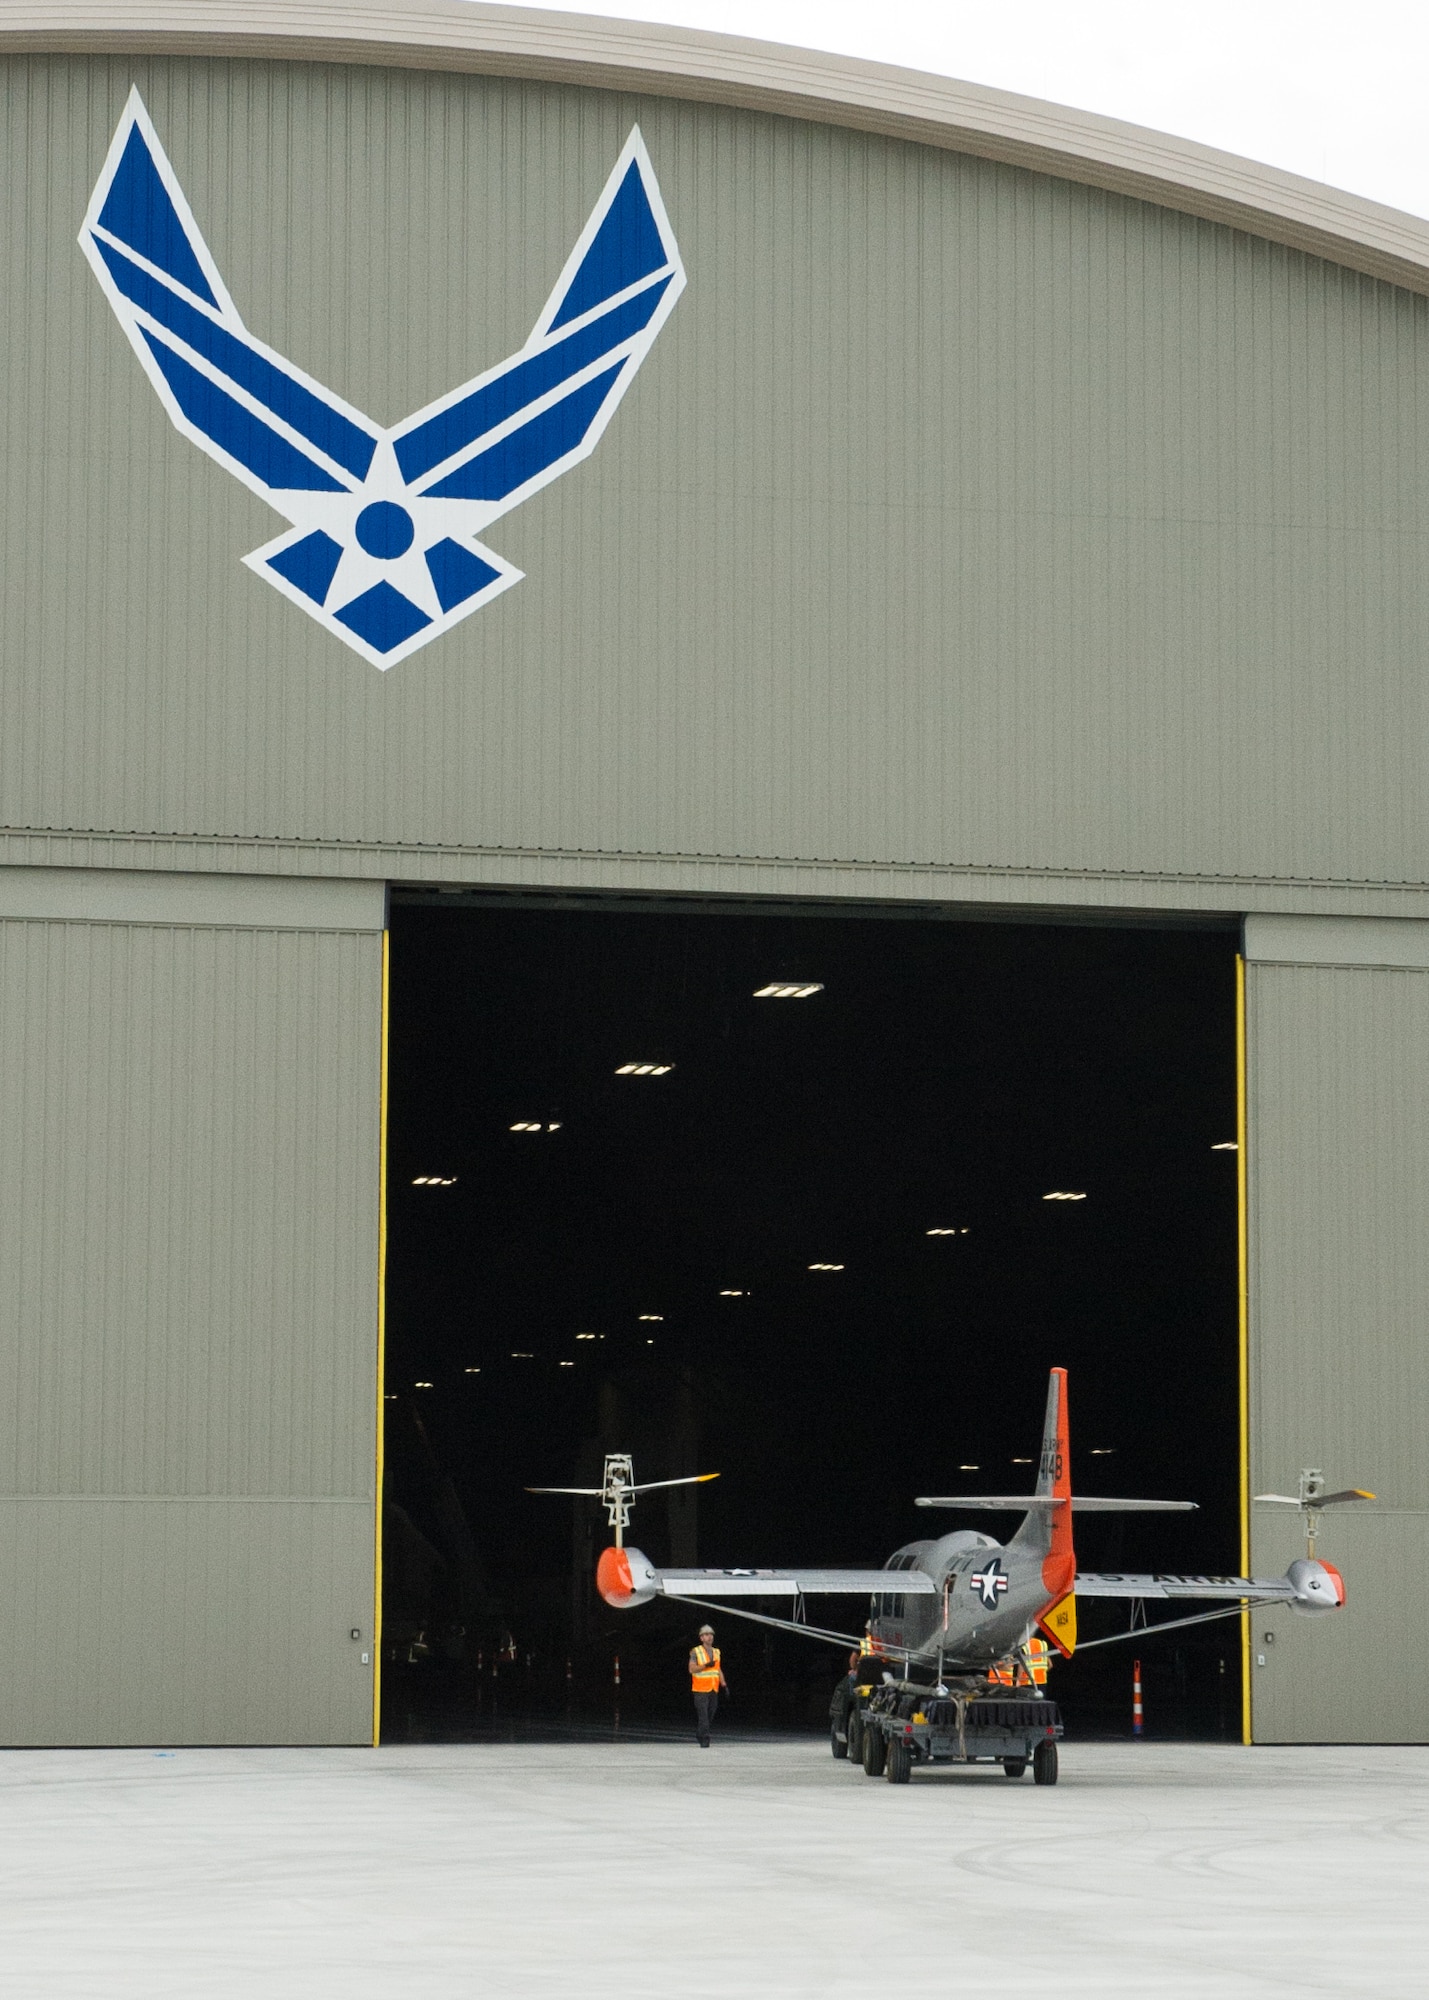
862,1724,886,1777
885,1737,912,1784
1032,1740,1059,1786
1003,1758,1027,1780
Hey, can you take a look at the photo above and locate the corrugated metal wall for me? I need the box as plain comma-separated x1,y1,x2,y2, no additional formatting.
1245,917,1429,1742
3,54,1429,901
0,872,385,1744
3,51,1429,1743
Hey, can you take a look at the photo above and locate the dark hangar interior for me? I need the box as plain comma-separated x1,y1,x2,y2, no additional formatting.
381,898,1241,1738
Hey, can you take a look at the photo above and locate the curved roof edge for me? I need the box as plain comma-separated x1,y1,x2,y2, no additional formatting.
7,0,1429,297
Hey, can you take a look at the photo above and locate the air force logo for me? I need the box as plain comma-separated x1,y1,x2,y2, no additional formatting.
81,91,685,668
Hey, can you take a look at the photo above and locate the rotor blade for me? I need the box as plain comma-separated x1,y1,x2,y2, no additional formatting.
1069,1498,1198,1513
525,1484,603,1496
1253,1489,1375,1506
1077,1600,1276,1650
628,1473,720,1494
916,1496,1065,1509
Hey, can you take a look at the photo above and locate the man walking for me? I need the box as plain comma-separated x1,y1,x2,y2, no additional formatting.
688,1623,728,1747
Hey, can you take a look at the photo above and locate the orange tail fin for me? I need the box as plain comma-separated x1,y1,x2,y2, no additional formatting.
1037,1366,1076,1599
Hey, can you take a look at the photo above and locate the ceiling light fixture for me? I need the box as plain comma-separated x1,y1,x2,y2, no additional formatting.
575,1333,596,1341
412,1175,458,1187
1011,1457,1032,1465
926,1227,971,1236
719,1289,748,1298
753,982,824,999
638,1314,663,1322
1212,1141,1238,1151
511,1352,534,1359
1043,1191,1086,1201
615,1063,673,1076
464,1367,480,1375
808,1262,844,1272
559,1360,574,1368
1089,1447,1116,1456
414,1381,433,1389
960,1464,979,1471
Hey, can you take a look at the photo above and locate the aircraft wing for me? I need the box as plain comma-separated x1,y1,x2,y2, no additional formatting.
1075,1571,1299,1601
917,1495,1195,1512
654,1568,937,1599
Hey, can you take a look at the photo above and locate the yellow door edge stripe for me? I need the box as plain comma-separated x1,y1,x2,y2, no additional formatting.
373,928,390,1749
1236,952,1252,1747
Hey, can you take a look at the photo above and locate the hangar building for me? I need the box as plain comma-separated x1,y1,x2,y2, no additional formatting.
1,0,1426,1746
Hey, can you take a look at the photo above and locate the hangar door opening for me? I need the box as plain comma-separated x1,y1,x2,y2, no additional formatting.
382,899,1241,1740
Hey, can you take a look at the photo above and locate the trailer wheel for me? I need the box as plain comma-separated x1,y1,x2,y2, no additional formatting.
1032,1741,1059,1787
847,1712,863,1763
885,1737,912,1784
1003,1758,1027,1780
862,1724,886,1778
831,1726,848,1760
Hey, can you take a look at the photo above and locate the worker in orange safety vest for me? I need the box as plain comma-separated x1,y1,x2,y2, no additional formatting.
987,1637,1051,1688
688,1624,729,1747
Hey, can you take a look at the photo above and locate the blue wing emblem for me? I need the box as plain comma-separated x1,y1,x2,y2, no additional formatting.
80,90,686,668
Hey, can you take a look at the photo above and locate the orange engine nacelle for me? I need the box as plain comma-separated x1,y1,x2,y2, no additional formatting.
596,1545,660,1608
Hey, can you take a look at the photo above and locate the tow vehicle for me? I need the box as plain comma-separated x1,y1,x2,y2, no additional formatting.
834,1674,1063,1784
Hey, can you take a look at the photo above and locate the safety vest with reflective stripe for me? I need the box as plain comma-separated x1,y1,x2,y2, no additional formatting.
690,1645,721,1692
988,1639,1051,1688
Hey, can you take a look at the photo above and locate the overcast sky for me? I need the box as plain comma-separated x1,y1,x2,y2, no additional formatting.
506,0,1429,221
